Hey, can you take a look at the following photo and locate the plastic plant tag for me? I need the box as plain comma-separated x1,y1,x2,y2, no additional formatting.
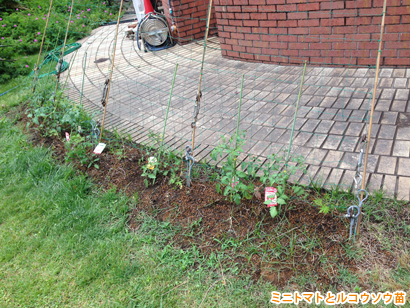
147,157,157,170
265,187,277,207
93,143,106,154
65,132,70,141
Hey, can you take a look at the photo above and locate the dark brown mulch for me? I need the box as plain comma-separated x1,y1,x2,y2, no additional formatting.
21,114,397,291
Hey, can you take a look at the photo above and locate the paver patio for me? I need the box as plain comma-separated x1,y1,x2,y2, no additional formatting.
62,23,410,200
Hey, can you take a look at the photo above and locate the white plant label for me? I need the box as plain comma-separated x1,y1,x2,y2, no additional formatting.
265,187,277,207
147,157,157,170
93,143,106,155
65,132,70,141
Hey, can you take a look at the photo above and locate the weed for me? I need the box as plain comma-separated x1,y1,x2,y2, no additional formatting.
64,133,99,168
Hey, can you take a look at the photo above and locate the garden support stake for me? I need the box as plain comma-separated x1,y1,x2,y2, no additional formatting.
286,60,307,164
190,0,213,155
32,0,54,93
100,0,125,141
356,0,387,236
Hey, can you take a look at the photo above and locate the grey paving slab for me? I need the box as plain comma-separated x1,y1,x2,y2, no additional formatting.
65,24,410,199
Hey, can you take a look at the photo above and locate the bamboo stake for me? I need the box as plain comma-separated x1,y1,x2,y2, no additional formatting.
286,60,307,163
356,0,387,236
190,0,214,154
53,0,75,96
99,0,125,141
233,74,245,171
32,0,54,92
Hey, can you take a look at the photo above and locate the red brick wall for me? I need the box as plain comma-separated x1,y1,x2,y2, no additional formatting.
214,0,410,67
163,0,217,45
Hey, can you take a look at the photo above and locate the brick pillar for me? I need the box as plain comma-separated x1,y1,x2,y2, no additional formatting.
163,0,217,45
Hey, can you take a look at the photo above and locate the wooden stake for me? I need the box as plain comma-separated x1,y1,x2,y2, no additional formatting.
32,0,54,92
99,0,125,141
53,0,75,96
356,0,387,236
191,0,213,154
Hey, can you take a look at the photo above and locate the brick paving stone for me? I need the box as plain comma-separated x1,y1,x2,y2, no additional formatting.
346,122,365,136
348,110,367,122
315,87,331,96
249,140,270,156
353,68,369,78
299,165,320,186
252,126,273,141
352,88,368,99
305,134,327,148
396,127,410,140
394,78,408,88
301,119,320,133
291,132,312,146
391,100,407,112
327,77,343,87
306,107,325,119
380,88,396,100
334,109,352,122
392,141,410,157
330,121,349,135
379,156,398,175
287,118,308,131
395,89,410,100
296,106,312,118
326,168,344,187
397,177,410,201
375,99,393,111
380,112,398,125
322,150,344,168
383,175,397,195
398,158,410,176
379,78,394,88
339,170,356,191
392,69,406,78
322,135,343,150
319,108,338,120
315,120,334,134
275,116,293,129
373,139,393,156
318,96,337,108
313,167,332,186
305,148,328,165
338,136,359,152
332,97,350,109
350,78,367,88
306,95,325,107
368,174,383,192
265,128,287,143
339,152,358,170
327,87,343,96
379,68,393,78
378,125,396,139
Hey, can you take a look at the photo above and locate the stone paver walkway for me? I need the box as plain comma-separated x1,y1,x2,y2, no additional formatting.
63,23,410,200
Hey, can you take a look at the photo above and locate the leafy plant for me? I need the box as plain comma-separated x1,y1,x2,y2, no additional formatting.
64,133,99,168
140,131,184,188
260,151,307,217
210,131,256,205
26,79,93,136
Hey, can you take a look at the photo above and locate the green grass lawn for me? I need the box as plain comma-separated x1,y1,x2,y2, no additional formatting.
0,97,272,307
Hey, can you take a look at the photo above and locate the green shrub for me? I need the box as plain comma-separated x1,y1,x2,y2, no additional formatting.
0,0,123,83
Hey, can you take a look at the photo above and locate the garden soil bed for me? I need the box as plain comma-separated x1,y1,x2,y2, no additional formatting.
22,113,398,291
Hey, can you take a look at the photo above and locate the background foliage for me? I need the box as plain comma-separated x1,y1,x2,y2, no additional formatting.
0,0,120,83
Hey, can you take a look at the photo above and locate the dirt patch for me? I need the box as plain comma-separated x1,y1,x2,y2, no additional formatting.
21,113,402,291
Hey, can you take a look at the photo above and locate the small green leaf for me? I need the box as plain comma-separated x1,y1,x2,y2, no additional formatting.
270,206,278,218
277,198,286,205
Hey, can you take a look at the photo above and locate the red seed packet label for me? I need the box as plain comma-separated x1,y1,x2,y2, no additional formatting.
65,132,70,141
265,187,277,207
93,143,106,155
